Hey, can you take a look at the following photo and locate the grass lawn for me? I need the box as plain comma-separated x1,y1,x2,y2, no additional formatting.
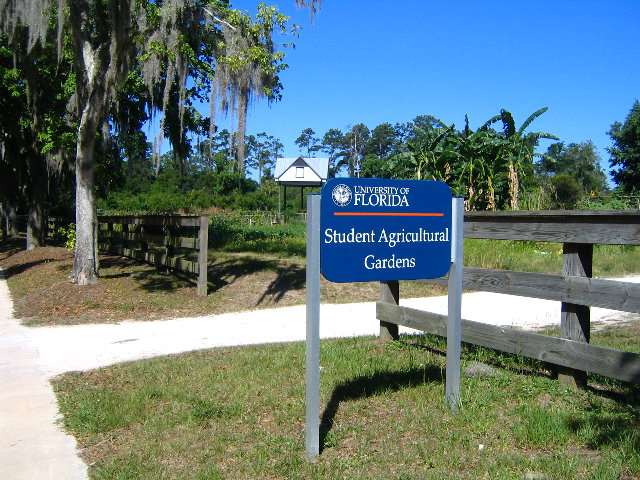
52,332,640,479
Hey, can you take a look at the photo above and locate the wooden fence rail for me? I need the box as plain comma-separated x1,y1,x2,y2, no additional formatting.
45,217,70,242
98,215,209,296
377,210,640,386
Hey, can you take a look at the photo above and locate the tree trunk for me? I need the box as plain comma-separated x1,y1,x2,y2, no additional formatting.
7,204,18,236
0,203,6,240
236,88,248,172
71,94,103,285
26,160,47,250
73,147,99,285
26,201,44,250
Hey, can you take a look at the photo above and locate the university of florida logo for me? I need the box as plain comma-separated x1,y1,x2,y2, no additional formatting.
331,184,352,207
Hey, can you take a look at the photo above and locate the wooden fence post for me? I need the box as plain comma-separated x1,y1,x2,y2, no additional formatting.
558,242,592,388
106,221,113,252
197,215,209,296
165,225,175,272
140,225,148,257
379,280,400,341
122,222,129,252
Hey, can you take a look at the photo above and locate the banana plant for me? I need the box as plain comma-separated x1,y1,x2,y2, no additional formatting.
385,122,459,182
455,119,504,210
485,108,559,209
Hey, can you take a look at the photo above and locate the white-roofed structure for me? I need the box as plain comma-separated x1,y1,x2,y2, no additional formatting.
274,157,329,214
274,157,329,186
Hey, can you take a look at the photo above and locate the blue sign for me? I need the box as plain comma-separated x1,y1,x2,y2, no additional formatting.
320,178,452,282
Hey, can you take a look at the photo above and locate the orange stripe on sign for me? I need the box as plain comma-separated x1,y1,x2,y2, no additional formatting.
333,212,444,217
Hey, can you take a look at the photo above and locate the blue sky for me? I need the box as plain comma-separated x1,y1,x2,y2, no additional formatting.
214,1,639,177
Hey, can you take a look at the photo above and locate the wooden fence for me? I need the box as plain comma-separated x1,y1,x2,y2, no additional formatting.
98,215,209,296
5,215,70,241
376,210,640,386
45,217,70,242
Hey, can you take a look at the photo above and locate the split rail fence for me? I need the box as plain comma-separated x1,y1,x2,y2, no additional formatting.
377,210,640,386
98,215,209,296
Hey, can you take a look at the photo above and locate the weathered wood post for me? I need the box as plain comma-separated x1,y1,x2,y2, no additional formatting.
379,280,400,341
46,217,53,241
558,242,593,388
122,221,129,252
197,215,209,296
140,224,149,256
106,220,113,252
166,225,175,264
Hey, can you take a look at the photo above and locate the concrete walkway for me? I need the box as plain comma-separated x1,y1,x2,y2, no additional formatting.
1,266,638,479
0,269,88,480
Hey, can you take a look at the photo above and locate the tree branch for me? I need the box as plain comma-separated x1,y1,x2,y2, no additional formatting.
203,7,237,31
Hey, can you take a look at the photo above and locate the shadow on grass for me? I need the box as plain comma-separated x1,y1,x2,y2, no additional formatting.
400,335,557,381
209,256,278,287
208,256,305,301
319,365,442,453
0,237,25,260
1,258,58,277
79,252,306,297
564,395,640,452
98,253,305,297
98,255,196,293
256,264,305,305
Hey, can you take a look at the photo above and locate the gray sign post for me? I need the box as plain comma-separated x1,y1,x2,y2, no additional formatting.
446,197,464,411
305,194,321,461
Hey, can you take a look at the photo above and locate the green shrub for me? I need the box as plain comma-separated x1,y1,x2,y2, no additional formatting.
207,215,306,256
58,223,76,251
208,215,236,248
576,194,638,210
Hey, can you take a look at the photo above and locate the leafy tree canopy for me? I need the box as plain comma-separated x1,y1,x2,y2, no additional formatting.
608,100,640,193
0,0,299,285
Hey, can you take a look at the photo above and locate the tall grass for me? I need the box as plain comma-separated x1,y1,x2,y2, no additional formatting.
209,215,640,278
465,239,640,277
209,215,306,256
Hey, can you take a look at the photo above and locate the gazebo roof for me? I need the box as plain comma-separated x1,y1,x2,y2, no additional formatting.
274,157,329,186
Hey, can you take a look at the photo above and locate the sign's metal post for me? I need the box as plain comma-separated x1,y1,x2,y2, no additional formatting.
446,197,464,412
305,194,321,461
